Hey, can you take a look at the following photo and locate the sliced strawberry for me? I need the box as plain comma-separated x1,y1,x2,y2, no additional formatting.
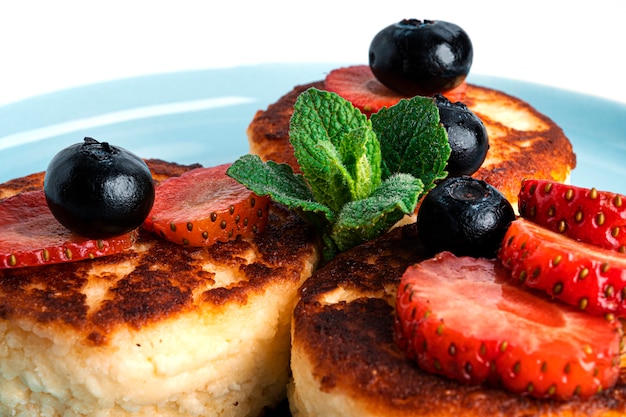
395,251,621,400
143,163,270,246
324,65,467,117
0,190,136,269
499,218,626,317
519,179,626,252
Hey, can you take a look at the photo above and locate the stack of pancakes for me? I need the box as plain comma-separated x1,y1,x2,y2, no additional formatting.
0,161,319,417
245,75,626,416
1,70,589,416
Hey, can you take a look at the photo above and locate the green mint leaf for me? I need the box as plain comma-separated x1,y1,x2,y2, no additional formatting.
289,88,381,212
328,173,423,252
338,125,382,200
226,154,334,224
371,96,450,192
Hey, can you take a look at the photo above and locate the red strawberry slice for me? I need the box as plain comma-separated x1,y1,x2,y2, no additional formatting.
0,190,136,269
519,179,626,252
324,65,467,117
143,163,270,246
499,218,626,317
395,251,621,400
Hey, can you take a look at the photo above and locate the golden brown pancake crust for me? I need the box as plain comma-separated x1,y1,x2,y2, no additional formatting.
292,224,626,416
247,81,576,206
247,82,323,172
0,160,317,347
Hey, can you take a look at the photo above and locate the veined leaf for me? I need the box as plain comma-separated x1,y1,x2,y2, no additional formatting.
290,88,381,211
329,173,423,252
371,96,450,193
226,154,334,224
339,126,382,200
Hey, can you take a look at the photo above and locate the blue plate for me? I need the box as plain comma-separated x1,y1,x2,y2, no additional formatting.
1,64,625,194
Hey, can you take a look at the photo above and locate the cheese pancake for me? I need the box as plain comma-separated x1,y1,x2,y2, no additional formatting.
288,223,626,417
246,80,576,209
0,160,320,417
248,72,582,415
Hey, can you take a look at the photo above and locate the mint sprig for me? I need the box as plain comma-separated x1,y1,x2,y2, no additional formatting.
290,90,381,212
227,88,449,261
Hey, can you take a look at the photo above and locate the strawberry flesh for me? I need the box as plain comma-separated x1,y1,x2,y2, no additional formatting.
324,65,467,117
0,190,136,269
143,164,270,246
395,251,621,400
499,217,626,317
519,179,626,252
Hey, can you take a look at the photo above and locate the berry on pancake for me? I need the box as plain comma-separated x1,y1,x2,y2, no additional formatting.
396,251,622,400
519,179,626,253
0,190,136,268
143,164,270,246
499,218,626,317
324,65,467,117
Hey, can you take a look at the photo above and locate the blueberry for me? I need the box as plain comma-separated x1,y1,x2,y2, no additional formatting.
417,176,515,258
435,94,489,177
369,19,473,96
44,137,155,238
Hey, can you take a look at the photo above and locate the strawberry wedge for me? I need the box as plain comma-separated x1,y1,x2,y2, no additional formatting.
395,251,622,400
499,218,626,317
0,190,136,268
143,164,270,246
324,65,467,117
519,179,626,252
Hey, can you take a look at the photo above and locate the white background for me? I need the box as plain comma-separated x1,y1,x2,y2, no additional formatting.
1,0,625,106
